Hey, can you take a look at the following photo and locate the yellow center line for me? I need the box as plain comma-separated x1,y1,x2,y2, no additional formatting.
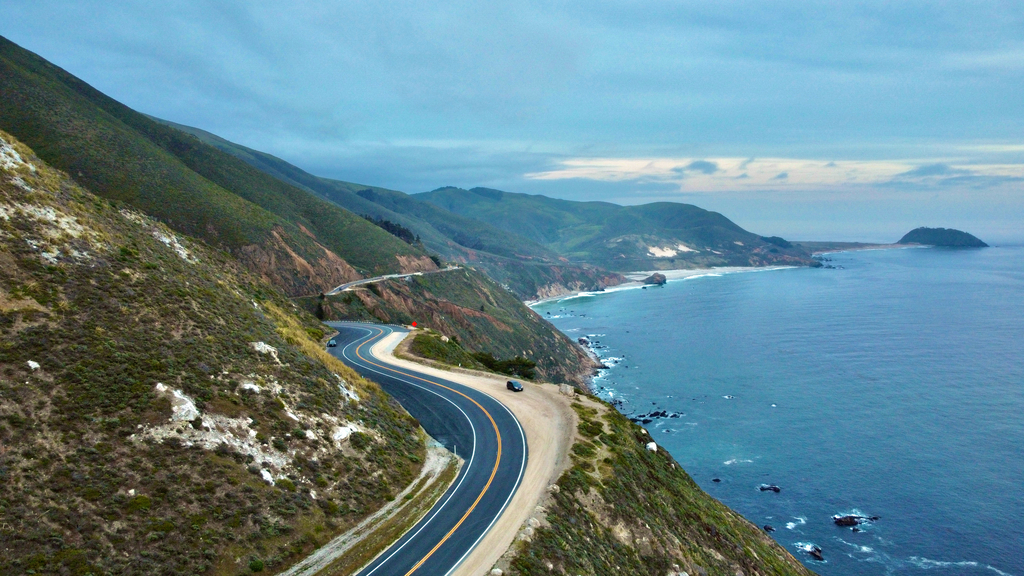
354,327,503,576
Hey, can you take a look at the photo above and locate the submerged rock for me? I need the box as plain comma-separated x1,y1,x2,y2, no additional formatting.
763,525,775,532
758,484,782,493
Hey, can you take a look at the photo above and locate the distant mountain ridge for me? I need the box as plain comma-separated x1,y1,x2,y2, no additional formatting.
160,119,625,300
898,227,988,247
415,187,819,271
0,35,436,297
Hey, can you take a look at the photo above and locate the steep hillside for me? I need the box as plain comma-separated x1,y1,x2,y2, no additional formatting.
297,269,597,385
0,131,427,575
416,187,819,272
157,120,625,300
0,36,435,297
502,395,816,576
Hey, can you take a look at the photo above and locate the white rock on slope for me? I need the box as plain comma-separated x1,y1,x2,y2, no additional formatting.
154,383,200,421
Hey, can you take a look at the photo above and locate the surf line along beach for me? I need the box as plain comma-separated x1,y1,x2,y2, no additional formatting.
525,266,798,307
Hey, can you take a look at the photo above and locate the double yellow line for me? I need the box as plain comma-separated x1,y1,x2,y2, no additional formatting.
354,327,503,576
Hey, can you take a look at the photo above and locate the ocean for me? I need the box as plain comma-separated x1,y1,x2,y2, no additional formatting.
533,246,1024,576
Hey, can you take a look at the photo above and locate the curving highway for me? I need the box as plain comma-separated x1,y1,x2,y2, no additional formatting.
324,322,527,576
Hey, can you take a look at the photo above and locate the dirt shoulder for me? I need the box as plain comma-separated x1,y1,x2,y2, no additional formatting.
371,331,578,576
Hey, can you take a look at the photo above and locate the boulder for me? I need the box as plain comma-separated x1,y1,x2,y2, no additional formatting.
642,273,667,286
758,484,781,493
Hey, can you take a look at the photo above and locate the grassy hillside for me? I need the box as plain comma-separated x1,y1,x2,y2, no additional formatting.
503,395,816,576
0,131,426,575
297,269,597,385
0,36,436,297
416,187,819,271
158,121,625,300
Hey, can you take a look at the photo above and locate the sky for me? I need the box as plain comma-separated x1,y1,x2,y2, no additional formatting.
2,1,1022,242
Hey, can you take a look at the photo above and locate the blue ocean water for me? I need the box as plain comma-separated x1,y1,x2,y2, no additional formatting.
534,246,1024,576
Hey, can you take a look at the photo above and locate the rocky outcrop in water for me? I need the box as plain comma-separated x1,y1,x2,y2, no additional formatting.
833,514,879,527
643,272,668,285
898,227,988,247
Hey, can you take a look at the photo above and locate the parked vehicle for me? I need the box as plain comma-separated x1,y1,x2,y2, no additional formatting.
506,380,523,392
327,339,337,347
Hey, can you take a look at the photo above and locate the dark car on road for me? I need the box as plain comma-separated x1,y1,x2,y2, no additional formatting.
506,380,523,392
327,339,337,347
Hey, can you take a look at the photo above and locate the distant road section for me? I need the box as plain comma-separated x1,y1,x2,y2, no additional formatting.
325,322,527,576
327,266,460,295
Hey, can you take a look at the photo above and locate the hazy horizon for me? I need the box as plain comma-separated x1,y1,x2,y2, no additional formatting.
2,1,1021,242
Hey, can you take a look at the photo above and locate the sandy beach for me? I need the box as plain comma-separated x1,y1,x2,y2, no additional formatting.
525,265,797,307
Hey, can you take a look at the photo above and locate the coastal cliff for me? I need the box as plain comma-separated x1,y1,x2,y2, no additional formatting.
499,396,816,576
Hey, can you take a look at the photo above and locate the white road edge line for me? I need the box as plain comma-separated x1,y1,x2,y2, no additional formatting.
443,397,528,576
333,322,528,576
340,326,478,576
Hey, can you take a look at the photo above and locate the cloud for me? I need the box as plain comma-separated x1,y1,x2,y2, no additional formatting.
684,160,719,174
887,162,1024,190
896,163,973,178
525,155,1024,194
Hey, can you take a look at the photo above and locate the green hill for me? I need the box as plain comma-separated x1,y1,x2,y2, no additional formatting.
898,227,988,247
298,268,596,384
155,120,624,300
416,187,819,271
0,35,436,297
0,130,428,575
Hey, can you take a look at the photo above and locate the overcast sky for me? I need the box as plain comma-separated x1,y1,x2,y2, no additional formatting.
2,1,1022,242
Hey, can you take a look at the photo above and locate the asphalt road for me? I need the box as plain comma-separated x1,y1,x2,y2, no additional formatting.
325,322,528,576
326,266,460,295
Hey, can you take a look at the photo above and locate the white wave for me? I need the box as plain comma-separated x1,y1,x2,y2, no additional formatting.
683,273,724,280
723,394,736,399
836,539,875,554
908,557,1015,576
723,458,753,465
786,517,807,530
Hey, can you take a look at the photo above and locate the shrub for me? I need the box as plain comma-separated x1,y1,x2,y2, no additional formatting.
349,431,371,451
